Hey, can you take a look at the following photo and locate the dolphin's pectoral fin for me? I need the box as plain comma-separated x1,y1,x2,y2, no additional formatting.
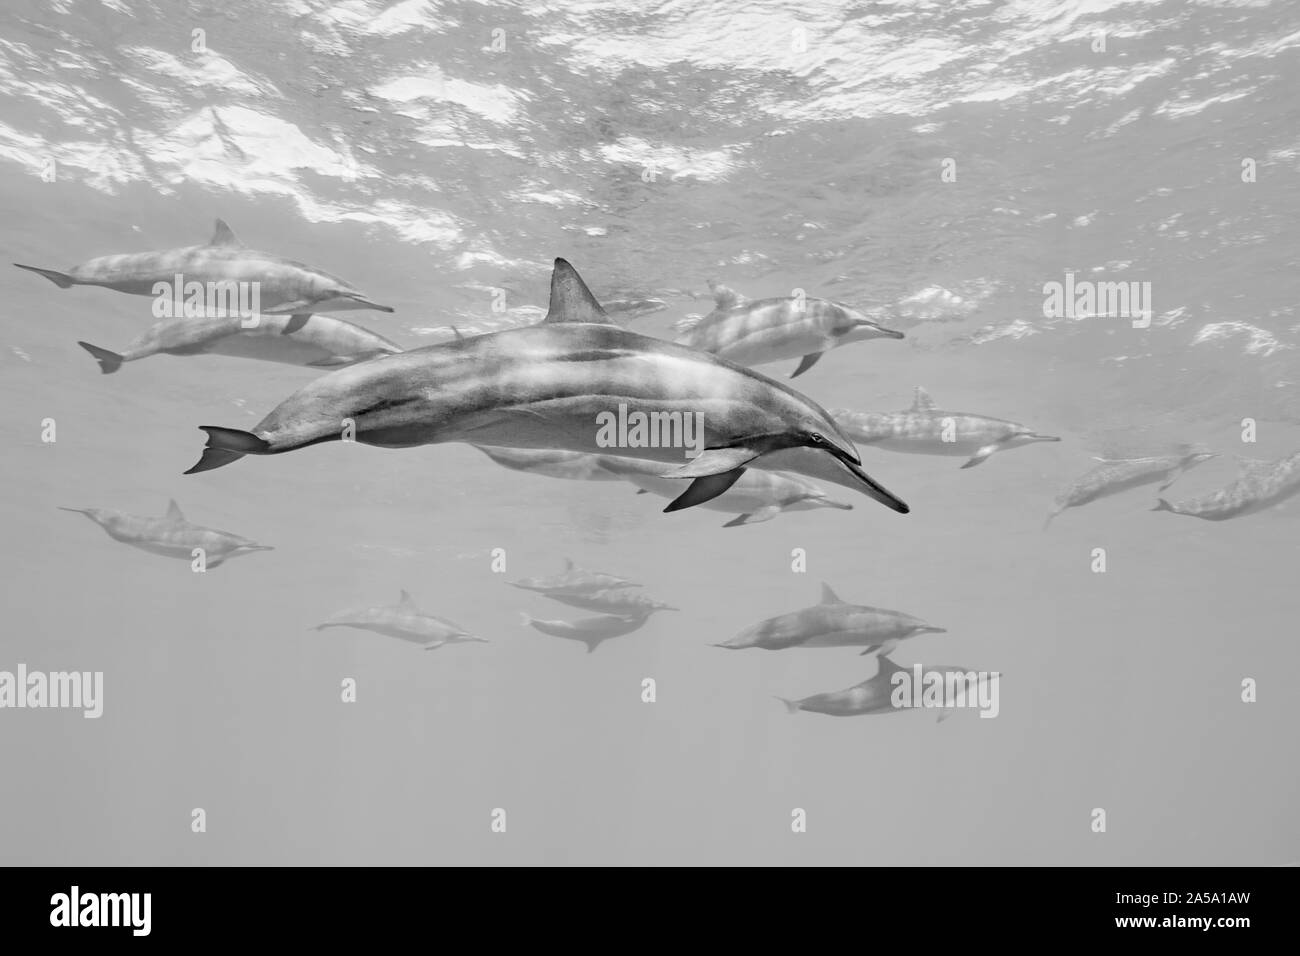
281,313,312,335
664,446,760,478
961,443,1002,469
634,488,650,495
791,352,824,378
664,468,747,513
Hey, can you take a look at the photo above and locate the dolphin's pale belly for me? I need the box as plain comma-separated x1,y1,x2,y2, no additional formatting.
196,332,337,365
528,615,646,638
1061,464,1172,506
852,414,1014,455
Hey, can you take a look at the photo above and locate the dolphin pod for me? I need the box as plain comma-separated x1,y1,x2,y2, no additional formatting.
714,583,945,657
831,386,1060,469
1153,450,1300,521
673,279,904,378
76,311,403,374
58,499,272,568
183,259,910,516
15,219,394,315
313,590,487,650
1046,446,1216,528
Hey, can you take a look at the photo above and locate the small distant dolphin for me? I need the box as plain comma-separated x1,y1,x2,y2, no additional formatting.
831,386,1060,468
1153,450,1300,521
541,588,678,616
775,655,992,722
75,312,403,374
58,499,272,568
473,446,626,482
673,279,904,378
313,590,487,650
184,258,909,516
519,611,652,653
714,583,945,656
1046,446,1216,528
509,558,640,595
602,298,668,319
15,219,394,315
594,454,853,526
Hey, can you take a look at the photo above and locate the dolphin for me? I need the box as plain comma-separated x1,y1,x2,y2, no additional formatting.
75,312,403,374
775,655,996,722
714,582,945,656
540,587,678,616
1153,450,1300,521
594,454,853,526
313,590,487,650
519,610,652,653
58,499,272,568
472,446,627,482
183,258,909,516
509,558,640,595
1045,445,1216,528
831,386,1061,469
672,279,904,378
15,219,394,315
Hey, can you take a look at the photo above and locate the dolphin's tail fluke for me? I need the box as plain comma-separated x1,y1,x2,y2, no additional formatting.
518,612,535,627
773,696,801,715
14,263,75,288
1042,507,1062,531
185,426,271,474
76,342,124,374
1152,498,1175,513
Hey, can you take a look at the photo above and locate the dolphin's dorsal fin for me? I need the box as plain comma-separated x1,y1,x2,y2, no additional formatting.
542,259,614,325
874,655,907,678
563,557,574,570
399,589,416,608
708,279,747,311
165,499,185,520
820,582,844,605
911,386,936,412
209,219,239,247
450,326,465,342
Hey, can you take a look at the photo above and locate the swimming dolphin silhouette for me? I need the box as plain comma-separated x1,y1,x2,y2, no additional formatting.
715,582,945,656
775,655,996,721
509,558,641,595
1153,450,1300,520
831,386,1060,469
673,279,904,378
519,611,653,653
58,499,272,568
313,590,486,650
1045,446,1216,528
15,218,394,315
76,311,402,373
183,258,909,516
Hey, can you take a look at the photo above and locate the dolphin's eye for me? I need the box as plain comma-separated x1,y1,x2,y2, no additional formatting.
809,432,827,445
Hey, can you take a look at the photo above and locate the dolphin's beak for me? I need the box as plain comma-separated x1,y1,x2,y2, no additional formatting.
1027,433,1061,443
833,457,910,514
858,320,905,340
823,499,854,511
57,507,91,516
916,625,947,635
